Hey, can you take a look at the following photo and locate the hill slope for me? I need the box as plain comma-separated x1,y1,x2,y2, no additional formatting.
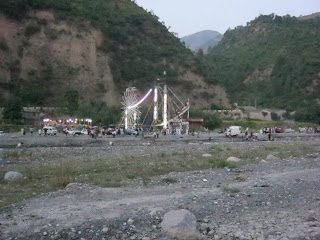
202,14,320,121
181,30,222,53
0,0,229,110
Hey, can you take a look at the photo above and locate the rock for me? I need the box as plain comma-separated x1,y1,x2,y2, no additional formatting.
266,155,279,160
260,160,269,163
4,171,23,181
202,154,212,158
226,157,241,162
102,227,109,233
161,209,198,239
127,218,134,224
65,183,77,188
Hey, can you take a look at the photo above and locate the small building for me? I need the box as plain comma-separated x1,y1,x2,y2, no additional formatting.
22,107,44,126
188,118,204,131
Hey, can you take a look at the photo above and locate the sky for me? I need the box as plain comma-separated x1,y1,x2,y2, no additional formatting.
135,0,320,37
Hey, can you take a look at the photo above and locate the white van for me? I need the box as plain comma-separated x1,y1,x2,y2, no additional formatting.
43,126,58,135
225,126,241,137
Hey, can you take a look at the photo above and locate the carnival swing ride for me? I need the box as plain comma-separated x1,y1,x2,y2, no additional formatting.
119,75,190,134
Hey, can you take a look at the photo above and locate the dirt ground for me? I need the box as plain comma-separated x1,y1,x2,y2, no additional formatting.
0,133,320,240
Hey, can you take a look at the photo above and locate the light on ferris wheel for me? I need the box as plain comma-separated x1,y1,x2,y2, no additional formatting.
127,89,153,109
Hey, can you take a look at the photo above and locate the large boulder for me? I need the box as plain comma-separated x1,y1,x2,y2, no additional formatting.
4,171,23,181
226,157,241,162
266,155,279,161
161,209,198,239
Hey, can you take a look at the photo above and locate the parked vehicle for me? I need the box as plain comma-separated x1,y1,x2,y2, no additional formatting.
125,129,138,135
81,129,89,135
275,127,283,133
284,128,295,133
42,126,58,135
225,126,241,137
67,128,82,135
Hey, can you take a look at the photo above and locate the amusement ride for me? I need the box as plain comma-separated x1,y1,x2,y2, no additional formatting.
119,73,190,134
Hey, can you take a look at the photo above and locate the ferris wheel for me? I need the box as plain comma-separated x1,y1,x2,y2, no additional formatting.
120,87,153,129
121,87,140,129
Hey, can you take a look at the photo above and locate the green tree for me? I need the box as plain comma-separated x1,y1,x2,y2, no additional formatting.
64,89,79,115
203,114,222,130
3,99,23,122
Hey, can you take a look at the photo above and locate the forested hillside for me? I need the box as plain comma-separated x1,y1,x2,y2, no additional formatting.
0,0,229,114
200,14,320,121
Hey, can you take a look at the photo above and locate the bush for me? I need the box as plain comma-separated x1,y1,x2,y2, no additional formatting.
0,38,9,51
25,24,41,37
3,99,23,122
271,112,280,121
203,114,222,130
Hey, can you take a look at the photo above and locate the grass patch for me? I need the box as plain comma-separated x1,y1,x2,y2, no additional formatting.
234,176,246,182
3,150,33,160
223,187,241,194
161,178,178,184
0,141,317,208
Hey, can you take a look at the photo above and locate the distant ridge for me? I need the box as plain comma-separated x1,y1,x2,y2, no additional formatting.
299,12,320,20
181,30,222,53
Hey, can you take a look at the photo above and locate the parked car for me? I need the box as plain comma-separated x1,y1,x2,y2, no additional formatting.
225,126,241,137
125,129,138,135
67,128,82,135
81,129,89,135
43,126,58,135
284,128,295,133
275,127,283,133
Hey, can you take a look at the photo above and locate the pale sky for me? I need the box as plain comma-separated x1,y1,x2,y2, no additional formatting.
135,0,320,37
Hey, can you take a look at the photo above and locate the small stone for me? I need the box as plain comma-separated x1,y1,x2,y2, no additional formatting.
202,154,212,158
43,232,48,236
66,183,77,188
242,200,248,205
102,227,109,233
266,155,279,161
203,219,209,223
34,228,41,233
127,218,134,225
226,157,241,162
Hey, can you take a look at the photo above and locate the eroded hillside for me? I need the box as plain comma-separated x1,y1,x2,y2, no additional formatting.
0,0,229,108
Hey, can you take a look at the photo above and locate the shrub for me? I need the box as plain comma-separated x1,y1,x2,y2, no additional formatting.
3,99,23,122
25,24,41,37
0,38,9,51
203,114,222,130
271,112,280,121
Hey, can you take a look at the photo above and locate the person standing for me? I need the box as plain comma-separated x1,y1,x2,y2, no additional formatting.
30,127,34,135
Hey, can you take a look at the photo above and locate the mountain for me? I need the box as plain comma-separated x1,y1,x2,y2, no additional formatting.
299,12,320,20
0,0,229,112
181,30,222,53
201,14,320,122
